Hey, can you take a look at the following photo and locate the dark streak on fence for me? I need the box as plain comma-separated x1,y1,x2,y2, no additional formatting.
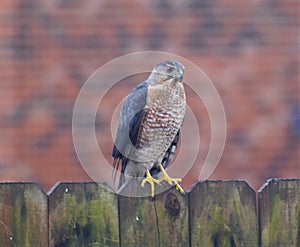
258,179,300,247
0,179,299,247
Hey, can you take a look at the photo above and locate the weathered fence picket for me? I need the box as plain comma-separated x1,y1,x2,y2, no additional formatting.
258,179,300,247
0,179,299,247
189,180,258,247
48,182,119,247
0,182,48,247
119,181,189,247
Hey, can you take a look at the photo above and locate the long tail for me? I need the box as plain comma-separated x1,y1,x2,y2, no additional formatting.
113,157,128,189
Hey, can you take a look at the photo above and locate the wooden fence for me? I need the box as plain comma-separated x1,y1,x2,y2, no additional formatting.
0,179,299,247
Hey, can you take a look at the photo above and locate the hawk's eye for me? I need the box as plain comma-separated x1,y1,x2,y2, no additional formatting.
166,67,174,73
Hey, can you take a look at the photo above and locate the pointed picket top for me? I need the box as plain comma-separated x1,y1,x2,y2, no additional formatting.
258,178,300,247
189,180,258,247
1,179,298,246
0,182,48,247
48,182,119,247
118,180,188,247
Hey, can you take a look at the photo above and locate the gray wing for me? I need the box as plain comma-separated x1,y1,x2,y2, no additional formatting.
112,80,149,178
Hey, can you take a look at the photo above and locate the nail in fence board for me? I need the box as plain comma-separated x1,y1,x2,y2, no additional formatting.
189,180,258,247
259,179,300,247
118,180,189,247
48,182,119,247
0,182,48,247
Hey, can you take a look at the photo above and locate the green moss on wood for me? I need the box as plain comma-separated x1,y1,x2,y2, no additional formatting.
119,182,189,247
49,183,119,247
260,179,300,247
0,183,48,247
190,181,258,247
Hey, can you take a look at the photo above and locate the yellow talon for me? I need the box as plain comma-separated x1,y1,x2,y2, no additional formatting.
141,165,185,197
157,164,184,194
141,169,160,197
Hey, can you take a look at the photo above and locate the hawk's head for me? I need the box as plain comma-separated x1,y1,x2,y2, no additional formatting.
149,60,185,85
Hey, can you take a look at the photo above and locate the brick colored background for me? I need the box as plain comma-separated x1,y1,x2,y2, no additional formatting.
0,0,299,192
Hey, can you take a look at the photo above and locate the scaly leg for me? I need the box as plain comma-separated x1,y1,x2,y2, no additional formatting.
141,169,161,197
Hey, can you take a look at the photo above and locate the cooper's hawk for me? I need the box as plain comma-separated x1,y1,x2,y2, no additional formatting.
112,60,186,197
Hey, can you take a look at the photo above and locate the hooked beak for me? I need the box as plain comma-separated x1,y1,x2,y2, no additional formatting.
176,69,184,82
178,73,183,81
